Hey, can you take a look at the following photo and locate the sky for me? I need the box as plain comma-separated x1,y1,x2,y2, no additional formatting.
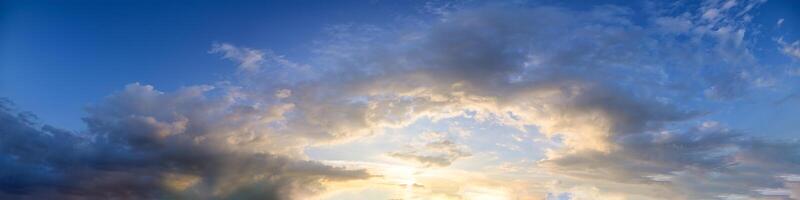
1,0,800,199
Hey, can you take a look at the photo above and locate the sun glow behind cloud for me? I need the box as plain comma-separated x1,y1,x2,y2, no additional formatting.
316,159,525,200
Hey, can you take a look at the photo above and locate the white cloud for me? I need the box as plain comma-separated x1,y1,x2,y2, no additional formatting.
275,88,292,98
778,37,800,59
209,42,265,71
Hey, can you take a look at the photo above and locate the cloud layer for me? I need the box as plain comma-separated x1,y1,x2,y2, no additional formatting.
0,85,369,200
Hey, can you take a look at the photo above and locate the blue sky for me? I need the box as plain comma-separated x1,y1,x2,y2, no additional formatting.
3,0,800,199
1,0,425,130
2,1,799,132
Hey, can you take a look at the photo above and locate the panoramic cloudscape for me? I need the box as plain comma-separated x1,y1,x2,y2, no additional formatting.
2,0,800,199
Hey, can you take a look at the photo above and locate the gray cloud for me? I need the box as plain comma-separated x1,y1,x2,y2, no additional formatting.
0,85,370,200
279,2,796,198
542,122,800,199
389,140,471,167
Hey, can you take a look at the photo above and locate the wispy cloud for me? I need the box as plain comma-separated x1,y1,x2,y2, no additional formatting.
778,37,800,60
209,42,265,71
388,139,471,167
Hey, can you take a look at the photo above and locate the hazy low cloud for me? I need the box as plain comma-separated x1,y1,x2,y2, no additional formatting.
542,122,800,199
389,139,471,167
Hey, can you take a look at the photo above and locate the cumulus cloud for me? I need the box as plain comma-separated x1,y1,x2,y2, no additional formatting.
0,86,369,200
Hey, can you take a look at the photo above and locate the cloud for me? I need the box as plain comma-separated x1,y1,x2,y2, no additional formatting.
777,37,800,60
388,139,471,167
0,86,370,199
295,5,699,153
209,42,311,77
541,122,800,199
210,42,266,71
285,2,793,198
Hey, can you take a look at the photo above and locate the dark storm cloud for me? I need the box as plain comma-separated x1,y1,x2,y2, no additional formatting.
0,90,369,200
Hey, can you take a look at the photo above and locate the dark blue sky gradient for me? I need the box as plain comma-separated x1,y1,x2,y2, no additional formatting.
1,0,423,130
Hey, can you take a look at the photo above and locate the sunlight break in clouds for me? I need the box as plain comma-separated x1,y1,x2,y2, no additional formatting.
2,0,800,200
